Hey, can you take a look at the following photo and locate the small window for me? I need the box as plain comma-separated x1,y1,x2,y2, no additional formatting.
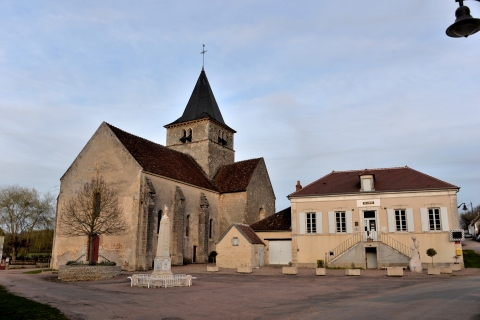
232,237,239,246
336,212,346,233
186,215,190,236
395,209,407,231
93,192,101,218
428,208,441,231
259,208,266,220
209,219,213,239
157,210,162,233
306,212,316,233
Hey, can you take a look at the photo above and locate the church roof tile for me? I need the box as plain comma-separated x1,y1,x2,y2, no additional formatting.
250,207,292,231
213,158,262,193
106,123,217,191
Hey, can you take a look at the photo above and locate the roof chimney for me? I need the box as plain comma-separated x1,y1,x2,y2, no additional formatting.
296,180,302,192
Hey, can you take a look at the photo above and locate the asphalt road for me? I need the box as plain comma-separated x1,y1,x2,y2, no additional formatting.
1,266,480,320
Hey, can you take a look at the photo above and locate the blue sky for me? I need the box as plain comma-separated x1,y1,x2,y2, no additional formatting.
0,1,479,211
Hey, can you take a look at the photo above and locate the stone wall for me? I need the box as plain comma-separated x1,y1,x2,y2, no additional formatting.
51,123,143,271
216,227,263,268
244,159,276,225
219,192,247,234
58,265,121,281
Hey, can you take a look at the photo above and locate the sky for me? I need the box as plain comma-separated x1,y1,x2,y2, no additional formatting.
0,1,479,211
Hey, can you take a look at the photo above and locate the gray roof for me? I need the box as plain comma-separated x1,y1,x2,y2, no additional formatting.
166,69,228,127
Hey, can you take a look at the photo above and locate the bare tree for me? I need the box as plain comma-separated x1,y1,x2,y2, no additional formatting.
60,174,127,264
0,186,55,260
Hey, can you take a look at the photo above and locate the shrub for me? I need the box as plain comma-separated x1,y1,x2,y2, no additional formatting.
317,260,325,268
208,251,218,264
426,248,437,267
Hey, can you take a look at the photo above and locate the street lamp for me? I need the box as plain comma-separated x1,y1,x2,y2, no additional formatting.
446,0,480,38
458,202,474,213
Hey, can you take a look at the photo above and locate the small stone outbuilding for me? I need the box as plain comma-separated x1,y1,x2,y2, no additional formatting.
216,223,265,268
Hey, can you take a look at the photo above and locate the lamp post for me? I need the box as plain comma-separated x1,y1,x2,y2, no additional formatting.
458,202,474,213
446,0,480,37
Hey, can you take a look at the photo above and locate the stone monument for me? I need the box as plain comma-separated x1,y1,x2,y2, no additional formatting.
409,235,422,273
152,207,172,276
128,206,192,288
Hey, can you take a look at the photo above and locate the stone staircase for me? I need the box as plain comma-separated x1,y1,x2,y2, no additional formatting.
325,231,411,266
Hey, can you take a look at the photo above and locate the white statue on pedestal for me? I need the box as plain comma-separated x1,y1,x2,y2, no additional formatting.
152,206,172,276
409,235,422,273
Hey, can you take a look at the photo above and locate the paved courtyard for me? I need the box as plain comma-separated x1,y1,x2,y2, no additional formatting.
1,264,480,320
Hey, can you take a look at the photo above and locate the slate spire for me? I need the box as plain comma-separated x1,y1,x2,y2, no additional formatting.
167,69,226,126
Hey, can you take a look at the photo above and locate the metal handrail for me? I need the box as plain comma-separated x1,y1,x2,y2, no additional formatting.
378,232,412,258
99,254,112,263
325,232,363,265
75,254,85,262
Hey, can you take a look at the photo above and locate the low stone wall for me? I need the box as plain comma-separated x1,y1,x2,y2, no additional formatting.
58,265,121,282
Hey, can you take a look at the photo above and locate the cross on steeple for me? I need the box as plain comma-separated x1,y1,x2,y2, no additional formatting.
200,44,207,70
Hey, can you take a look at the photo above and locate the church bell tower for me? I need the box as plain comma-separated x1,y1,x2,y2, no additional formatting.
164,69,236,179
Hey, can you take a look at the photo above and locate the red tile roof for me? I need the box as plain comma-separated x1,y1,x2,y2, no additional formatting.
213,158,262,193
106,123,217,191
106,123,261,193
250,207,291,231
236,224,265,245
289,167,458,197
217,223,265,245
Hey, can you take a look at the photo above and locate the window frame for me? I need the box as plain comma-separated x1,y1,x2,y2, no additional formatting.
335,212,346,233
306,212,316,234
395,209,407,232
428,208,442,231
232,237,239,246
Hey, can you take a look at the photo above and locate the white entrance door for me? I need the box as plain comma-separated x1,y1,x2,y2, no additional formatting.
363,211,377,241
269,241,292,265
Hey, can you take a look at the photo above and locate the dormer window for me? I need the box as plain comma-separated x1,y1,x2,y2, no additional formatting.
180,129,192,143
362,178,372,191
359,171,375,192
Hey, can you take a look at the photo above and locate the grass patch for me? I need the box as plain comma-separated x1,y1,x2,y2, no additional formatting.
0,285,68,320
463,250,480,268
23,269,52,274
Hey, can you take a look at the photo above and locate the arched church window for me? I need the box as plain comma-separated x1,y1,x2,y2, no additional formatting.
186,215,190,237
93,192,101,218
259,207,266,220
180,129,192,143
218,130,227,146
157,210,162,233
209,219,213,239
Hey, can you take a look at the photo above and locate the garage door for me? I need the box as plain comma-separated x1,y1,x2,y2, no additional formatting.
269,240,292,265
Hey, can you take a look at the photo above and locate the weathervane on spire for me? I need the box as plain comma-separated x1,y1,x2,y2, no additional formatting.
200,44,207,70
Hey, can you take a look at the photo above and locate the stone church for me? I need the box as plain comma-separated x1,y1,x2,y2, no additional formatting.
51,69,276,271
